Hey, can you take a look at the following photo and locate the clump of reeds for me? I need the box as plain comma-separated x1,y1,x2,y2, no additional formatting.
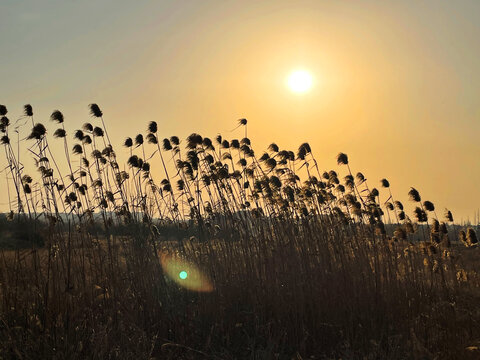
0,103,478,359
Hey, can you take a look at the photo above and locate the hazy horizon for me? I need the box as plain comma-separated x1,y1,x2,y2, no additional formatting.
1,0,480,220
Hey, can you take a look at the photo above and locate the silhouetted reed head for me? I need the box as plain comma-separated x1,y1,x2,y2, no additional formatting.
445,209,454,222
124,137,133,148
50,110,64,123
89,103,103,118
336,152,348,165
27,123,47,140
93,127,104,137
53,129,66,138
81,124,93,134
414,207,427,222
146,133,157,144
24,104,33,117
408,187,421,202
423,201,435,212
162,138,172,151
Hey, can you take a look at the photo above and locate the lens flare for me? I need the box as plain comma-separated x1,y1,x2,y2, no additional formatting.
160,253,213,292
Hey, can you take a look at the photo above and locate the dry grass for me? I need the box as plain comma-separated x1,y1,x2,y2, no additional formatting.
0,103,479,359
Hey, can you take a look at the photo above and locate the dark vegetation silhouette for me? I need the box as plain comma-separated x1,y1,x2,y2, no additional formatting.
0,103,479,359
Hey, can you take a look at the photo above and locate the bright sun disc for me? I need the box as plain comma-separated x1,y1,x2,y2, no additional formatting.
287,70,313,93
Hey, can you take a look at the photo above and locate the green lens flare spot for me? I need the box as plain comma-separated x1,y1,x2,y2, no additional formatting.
179,271,188,280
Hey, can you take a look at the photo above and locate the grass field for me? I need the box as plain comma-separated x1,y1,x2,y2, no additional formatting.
0,104,479,359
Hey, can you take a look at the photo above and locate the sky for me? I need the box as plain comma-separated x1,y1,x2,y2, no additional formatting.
1,0,480,221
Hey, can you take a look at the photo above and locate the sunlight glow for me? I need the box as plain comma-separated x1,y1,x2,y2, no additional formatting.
287,70,313,93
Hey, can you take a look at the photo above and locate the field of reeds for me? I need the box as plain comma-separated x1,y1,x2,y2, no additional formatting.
0,104,479,359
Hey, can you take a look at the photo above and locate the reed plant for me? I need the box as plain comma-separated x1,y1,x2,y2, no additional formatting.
0,104,479,359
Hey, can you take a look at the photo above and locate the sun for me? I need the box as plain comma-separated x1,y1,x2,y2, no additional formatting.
287,70,313,93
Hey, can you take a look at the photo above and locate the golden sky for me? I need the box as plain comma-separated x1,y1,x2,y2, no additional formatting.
1,0,480,221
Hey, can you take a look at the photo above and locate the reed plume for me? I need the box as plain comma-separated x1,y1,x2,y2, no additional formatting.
24,104,33,117
50,110,64,123
0,102,474,360
408,188,421,202
336,152,348,165
89,103,103,118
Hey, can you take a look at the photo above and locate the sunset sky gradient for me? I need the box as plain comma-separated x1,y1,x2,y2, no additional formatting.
1,0,480,220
